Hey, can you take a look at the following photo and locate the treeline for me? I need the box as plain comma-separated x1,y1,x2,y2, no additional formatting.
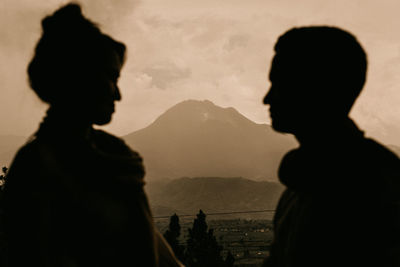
0,166,7,266
163,210,235,267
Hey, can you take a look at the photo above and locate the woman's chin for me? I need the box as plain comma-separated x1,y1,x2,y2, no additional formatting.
93,114,113,126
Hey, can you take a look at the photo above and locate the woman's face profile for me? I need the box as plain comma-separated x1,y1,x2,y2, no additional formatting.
83,49,123,126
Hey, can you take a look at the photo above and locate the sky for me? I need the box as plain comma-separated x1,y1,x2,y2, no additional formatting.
1,0,400,146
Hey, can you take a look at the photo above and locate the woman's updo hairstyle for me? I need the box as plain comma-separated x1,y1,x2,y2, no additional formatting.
28,3,126,104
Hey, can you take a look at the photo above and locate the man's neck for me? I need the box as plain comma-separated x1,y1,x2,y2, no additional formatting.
294,117,363,147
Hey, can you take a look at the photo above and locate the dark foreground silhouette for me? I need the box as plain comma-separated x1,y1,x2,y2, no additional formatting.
263,27,400,267
3,4,182,267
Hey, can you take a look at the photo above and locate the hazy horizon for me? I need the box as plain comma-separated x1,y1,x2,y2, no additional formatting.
1,0,400,146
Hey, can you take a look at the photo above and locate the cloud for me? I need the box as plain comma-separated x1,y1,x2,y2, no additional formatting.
143,62,191,90
223,34,250,51
80,0,141,27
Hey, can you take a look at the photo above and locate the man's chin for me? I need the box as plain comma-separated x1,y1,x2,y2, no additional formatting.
271,121,294,134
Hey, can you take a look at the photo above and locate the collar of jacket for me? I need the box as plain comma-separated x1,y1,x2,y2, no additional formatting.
278,118,365,193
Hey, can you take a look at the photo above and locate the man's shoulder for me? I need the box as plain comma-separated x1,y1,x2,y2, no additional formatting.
360,138,400,197
361,138,400,166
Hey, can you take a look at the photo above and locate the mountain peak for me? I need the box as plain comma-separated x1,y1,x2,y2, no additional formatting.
177,99,215,106
168,99,219,112
151,99,256,129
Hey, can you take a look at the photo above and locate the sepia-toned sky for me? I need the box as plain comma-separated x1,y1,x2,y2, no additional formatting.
1,0,400,146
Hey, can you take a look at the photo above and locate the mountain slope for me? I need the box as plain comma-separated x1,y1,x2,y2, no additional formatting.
123,100,297,181
146,177,284,219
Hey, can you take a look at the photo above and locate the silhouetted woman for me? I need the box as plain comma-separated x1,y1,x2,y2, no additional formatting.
3,4,182,267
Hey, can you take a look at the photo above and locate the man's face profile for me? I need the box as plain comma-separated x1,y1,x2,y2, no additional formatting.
264,53,309,134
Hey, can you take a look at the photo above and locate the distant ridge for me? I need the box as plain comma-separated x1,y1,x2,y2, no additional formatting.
123,99,297,181
388,145,400,157
146,176,284,219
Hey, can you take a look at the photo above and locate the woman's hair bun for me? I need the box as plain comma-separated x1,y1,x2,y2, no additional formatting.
28,3,126,104
41,3,95,36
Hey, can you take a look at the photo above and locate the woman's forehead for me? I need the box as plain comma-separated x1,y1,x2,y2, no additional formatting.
94,48,123,73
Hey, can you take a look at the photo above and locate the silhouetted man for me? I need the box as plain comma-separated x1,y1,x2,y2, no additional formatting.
263,26,400,267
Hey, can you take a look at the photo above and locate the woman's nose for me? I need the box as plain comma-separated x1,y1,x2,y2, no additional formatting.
114,86,121,101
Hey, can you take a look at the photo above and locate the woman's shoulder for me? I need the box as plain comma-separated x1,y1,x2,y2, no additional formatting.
11,137,43,166
4,137,52,189
92,129,124,144
91,129,136,156
7,134,66,177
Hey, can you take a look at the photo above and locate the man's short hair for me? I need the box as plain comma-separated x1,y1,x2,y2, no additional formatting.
274,26,367,112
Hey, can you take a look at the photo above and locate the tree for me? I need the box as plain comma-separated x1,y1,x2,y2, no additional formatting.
164,213,185,262
0,167,7,190
224,251,235,267
184,210,225,267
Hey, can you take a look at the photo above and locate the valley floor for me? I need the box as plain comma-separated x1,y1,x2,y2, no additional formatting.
155,218,274,267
